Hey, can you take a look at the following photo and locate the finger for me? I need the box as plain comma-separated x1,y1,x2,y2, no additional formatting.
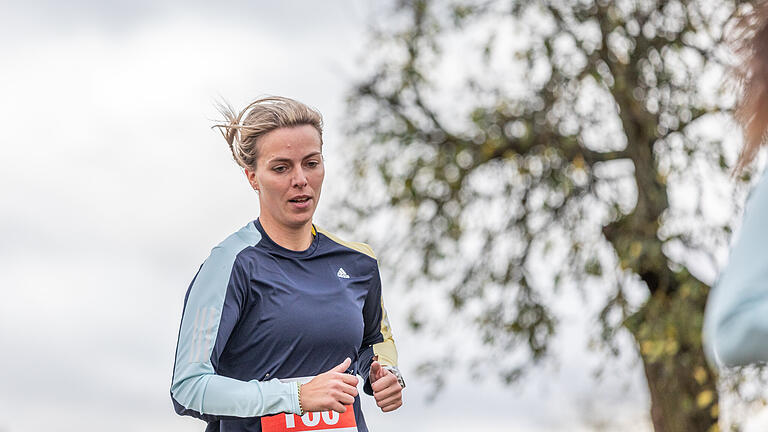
381,400,403,412
376,392,402,408
336,392,356,406
371,373,398,393
336,382,359,397
374,366,389,382
332,357,352,373
330,401,347,414
369,361,382,382
332,374,359,389
374,384,401,402
339,373,360,387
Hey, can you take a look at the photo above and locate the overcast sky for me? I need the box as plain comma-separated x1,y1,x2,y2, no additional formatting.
2,2,764,431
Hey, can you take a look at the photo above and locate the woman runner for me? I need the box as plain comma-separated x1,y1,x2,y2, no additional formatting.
170,96,405,431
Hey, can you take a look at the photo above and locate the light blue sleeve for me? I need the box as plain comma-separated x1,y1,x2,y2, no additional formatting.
170,224,302,418
704,172,768,367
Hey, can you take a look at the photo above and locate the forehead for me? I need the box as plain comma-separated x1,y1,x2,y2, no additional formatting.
259,125,322,161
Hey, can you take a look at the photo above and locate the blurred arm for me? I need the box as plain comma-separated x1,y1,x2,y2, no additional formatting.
705,173,768,367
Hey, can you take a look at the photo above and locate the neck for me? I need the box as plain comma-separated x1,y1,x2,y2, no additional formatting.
259,216,313,251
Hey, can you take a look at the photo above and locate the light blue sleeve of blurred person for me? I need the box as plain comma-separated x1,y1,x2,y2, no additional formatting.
704,172,768,367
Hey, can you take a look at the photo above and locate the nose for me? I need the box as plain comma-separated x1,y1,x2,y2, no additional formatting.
292,167,308,188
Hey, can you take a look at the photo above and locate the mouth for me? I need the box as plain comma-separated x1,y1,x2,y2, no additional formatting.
288,195,312,204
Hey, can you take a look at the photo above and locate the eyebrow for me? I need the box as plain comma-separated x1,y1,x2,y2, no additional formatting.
267,152,322,164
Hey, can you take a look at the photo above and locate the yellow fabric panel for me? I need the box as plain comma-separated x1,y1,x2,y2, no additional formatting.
315,227,377,260
373,296,398,367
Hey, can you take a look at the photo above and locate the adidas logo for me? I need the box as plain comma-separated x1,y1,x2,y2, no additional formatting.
337,268,350,279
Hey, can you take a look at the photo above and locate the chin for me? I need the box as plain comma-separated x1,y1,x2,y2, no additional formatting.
285,215,314,228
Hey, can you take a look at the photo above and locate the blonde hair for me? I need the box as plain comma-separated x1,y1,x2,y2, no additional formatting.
732,2,768,173
214,96,324,169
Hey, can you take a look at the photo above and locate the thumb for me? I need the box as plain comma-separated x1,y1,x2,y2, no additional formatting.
369,360,382,382
332,357,351,373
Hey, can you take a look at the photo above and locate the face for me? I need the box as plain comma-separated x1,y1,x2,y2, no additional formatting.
245,125,324,231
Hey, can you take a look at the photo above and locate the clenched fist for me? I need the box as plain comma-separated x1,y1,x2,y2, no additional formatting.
300,358,359,413
369,360,403,412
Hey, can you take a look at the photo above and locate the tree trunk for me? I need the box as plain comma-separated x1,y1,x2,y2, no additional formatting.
625,282,718,432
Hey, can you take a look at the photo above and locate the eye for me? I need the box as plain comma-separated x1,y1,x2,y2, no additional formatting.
272,165,287,173
306,159,320,168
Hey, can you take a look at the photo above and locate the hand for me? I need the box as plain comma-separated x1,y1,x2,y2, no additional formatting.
300,358,359,413
369,361,403,412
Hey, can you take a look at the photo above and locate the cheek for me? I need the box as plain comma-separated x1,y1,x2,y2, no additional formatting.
257,175,286,197
314,167,325,188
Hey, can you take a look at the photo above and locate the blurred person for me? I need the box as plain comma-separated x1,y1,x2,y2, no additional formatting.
704,3,768,367
170,96,405,432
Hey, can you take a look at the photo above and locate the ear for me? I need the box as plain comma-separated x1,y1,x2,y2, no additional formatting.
244,168,259,192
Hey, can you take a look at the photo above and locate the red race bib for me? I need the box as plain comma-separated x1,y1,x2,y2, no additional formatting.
261,407,357,432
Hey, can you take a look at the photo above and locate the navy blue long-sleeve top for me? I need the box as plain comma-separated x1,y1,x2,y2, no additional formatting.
170,219,399,432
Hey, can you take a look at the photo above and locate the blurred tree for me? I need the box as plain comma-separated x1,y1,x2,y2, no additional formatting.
343,0,754,431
